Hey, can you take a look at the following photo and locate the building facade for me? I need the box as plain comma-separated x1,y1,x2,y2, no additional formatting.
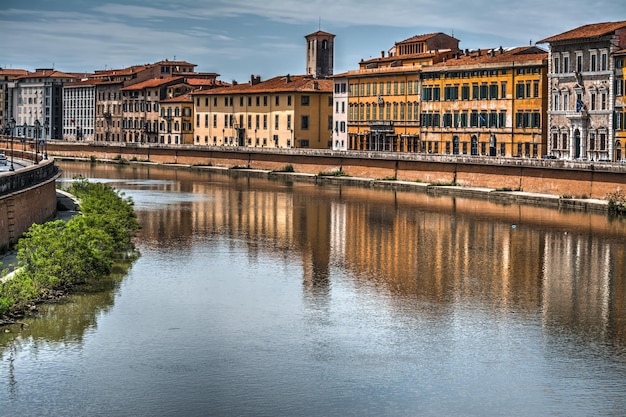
192,74,333,149
332,75,349,150
339,33,459,152
0,69,29,133
9,69,78,140
159,93,194,145
615,50,626,161
62,80,96,141
539,21,626,161
420,46,548,157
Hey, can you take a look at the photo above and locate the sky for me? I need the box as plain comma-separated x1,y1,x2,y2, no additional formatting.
1,0,624,83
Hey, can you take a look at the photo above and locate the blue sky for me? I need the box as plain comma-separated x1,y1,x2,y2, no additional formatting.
1,0,624,82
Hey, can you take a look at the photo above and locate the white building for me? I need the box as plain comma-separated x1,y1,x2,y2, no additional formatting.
63,80,96,141
538,21,626,161
8,69,77,140
332,76,348,150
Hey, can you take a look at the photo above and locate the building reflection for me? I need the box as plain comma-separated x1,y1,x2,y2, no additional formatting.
59,161,626,349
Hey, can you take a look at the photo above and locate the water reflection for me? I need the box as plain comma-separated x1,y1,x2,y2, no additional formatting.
1,160,622,416
57,161,626,350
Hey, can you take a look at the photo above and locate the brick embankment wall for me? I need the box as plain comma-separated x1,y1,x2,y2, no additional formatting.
46,142,626,199
0,160,60,252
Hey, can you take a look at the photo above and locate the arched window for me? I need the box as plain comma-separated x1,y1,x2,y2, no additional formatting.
322,40,328,49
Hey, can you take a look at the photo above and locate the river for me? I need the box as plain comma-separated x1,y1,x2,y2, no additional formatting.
1,160,625,416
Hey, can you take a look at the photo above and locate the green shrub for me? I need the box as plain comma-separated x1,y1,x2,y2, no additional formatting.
1,178,139,319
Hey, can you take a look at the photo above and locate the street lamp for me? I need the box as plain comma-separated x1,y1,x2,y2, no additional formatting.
34,119,40,164
44,120,49,159
9,117,16,171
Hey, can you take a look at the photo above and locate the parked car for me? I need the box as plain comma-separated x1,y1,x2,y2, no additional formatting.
0,153,7,165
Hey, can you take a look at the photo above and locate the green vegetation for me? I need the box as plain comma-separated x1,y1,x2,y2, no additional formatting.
318,169,349,177
112,155,128,164
607,190,626,215
272,164,295,173
381,175,397,181
0,178,139,320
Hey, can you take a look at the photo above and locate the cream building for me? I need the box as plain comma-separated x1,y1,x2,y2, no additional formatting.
539,21,626,161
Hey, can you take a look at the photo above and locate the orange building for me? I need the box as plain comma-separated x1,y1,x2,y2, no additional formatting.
420,46,548,157
339,33,459,152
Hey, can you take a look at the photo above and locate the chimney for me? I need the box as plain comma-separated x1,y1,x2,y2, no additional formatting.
286,73,291,83
381,50,385,58
464,48,469,56
490,49,495,57
232,80,238,86
499,46,504,55
250,75,261,85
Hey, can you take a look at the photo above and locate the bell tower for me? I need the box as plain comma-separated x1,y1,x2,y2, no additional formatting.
305,30,335,78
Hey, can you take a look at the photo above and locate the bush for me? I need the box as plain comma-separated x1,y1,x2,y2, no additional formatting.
273,164,295,173
607,190,626,215
1,178,139,319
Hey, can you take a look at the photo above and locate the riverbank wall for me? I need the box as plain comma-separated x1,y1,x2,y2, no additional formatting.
0,159,60,252
46,141,625,201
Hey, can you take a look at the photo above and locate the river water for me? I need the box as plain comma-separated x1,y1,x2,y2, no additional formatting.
1,160,625,416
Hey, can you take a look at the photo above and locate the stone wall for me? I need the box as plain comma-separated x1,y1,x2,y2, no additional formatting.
46,142,626,199
0,160,60,252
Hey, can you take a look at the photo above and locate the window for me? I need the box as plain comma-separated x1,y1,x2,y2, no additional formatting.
533,81,539,98
516,83,525,99
301,115,309,129
576,54,583,72
591,53,597,71
601,52,607,71
263,96,268,106
274,115,279,129
263,115,267,129
563,55,569,73
301,96,310,105
275,96,280,106
462,85,470,100
554,56,560,73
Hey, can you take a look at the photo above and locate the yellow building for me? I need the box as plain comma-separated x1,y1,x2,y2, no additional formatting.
341,33,459,151
159,93,194,145
191,74,333,149
420,46,548,157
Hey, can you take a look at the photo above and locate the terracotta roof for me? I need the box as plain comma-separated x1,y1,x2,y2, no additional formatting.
397,32,451,44
429,46,547,68
161,93,192,103
15,69,76,80
305,30,335,38
121,77,184,90
91,65,148,77
537,21,626,43
360,49,449,65
0,69,29,77
64,79,99,87
191,74,332,95
153,60,196,67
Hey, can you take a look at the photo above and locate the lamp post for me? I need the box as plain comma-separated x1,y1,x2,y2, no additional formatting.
44,120,49,159
21,124,27,153
9,117,16,171
34,119,40,164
